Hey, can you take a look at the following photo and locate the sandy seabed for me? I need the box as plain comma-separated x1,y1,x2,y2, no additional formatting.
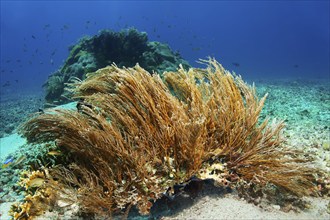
0,78,329,219
1,188,329,219
163,194,329,220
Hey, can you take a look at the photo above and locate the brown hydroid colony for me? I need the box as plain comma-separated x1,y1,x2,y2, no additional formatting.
19,59,318,217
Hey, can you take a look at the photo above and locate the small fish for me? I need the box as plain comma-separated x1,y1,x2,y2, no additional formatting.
2,81,10,87
15,80,18,83
16,59,21,62
43,24,50,30
232,62,240,67
76,100,94,112
2,163,12,169
28,178,45,188
2,157,14,169
32,35,36,39
48,150,62,156
4,158,14,163
294,64,299,68
50,59,54,65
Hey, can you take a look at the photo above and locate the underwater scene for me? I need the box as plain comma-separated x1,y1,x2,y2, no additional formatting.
0,1,329,219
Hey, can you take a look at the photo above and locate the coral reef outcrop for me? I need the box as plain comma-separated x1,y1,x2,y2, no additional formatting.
43,28,190,105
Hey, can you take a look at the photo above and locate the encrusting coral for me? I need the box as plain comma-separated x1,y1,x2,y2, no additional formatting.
18,58,321,218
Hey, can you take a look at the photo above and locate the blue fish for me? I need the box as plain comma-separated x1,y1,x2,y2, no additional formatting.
2,157,14,169
4,157,14,164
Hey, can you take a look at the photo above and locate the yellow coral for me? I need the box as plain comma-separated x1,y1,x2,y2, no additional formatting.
10,168,77,220
19,170,47,190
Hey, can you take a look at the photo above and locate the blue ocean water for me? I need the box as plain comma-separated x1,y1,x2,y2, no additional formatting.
0,2,330,219
0,1,329,93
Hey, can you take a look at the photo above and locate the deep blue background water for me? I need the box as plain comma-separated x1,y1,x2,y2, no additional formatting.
1,1,329,93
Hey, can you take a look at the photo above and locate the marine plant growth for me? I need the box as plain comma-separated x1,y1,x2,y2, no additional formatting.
17,59,320,218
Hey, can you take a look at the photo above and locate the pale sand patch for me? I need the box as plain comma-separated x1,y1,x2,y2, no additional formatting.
0,101,76,161
0,133,26,161
0,202,14,220
1,195,329,220
163,194,329,220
